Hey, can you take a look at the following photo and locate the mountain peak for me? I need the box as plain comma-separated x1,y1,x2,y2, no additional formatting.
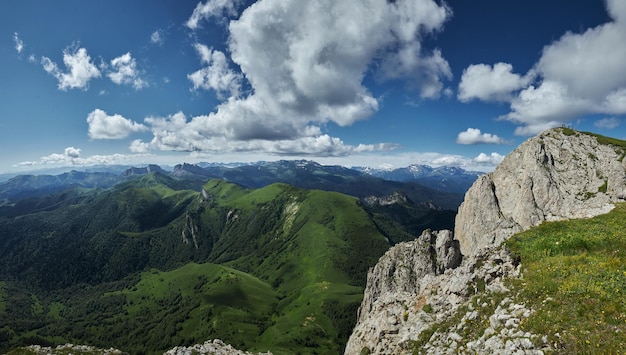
456,127,626,257
121,164,166,177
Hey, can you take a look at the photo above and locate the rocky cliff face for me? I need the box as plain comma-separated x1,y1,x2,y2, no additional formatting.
345,128,626,354
456,128,626,258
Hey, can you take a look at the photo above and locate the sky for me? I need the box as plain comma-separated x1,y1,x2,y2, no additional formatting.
1,0,625,173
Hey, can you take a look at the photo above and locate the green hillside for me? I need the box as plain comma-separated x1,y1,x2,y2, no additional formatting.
0,176,393,354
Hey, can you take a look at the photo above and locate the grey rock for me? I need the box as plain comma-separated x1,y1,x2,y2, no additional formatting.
164,339,272,355
456,128,626,257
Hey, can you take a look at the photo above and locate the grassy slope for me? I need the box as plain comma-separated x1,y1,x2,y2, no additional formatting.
101,262,280,353
196,180,389,354
507,203,626,353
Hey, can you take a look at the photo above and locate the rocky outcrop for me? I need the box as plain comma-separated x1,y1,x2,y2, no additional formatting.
346,229,465,354
363,191,411,206
15,340,271,355
121,164,166,177
345,237,521,354
15,344,126,354
181,211,199,249
456,128,626,257
172,163,211,178
165,339,272,355
346,128,626,354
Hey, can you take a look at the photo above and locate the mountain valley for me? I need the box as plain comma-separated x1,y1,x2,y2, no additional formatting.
0,161,463,354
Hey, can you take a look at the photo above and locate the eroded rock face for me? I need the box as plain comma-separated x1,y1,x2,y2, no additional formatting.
345,238,521,354
346,128,626,354
346,229,464,354
456,128,626,257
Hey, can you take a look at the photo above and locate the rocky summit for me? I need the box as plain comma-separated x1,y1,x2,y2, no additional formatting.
456,127,626,258
345,128,626,354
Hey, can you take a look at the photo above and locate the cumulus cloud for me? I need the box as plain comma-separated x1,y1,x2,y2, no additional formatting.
150,29,164,45
226,0,451,123
41,46,101,90
472,152,505,166
16,149,151,168
188,43,242,99
595,117,620,129
64,146,81,158
496,0,626,135
13,32,24,54
456,128,508,145
130,111,397,157
186,0,243,29
16,146,80,166
107,52,147,90
505,81,593,136
87,109,148,140
458,63,532,102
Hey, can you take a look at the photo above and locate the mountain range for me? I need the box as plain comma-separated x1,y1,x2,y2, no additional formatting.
0,159,473,354
353,164,481,194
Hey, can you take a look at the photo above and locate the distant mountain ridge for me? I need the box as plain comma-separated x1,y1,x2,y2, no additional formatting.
0,170,120,202
1,160,471,213
353,164,481,193
150,160,468,210
121,164,167,177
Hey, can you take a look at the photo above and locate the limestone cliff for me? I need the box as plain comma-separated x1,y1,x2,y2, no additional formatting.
345,128,626,354
456,128,626,258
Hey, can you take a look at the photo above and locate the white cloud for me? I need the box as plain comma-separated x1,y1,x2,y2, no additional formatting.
188,43,242,99
86,109,148,140
64,146,81,158
150,29,164,45
472,152,505,166
13,32,24,54
107,52,147,90
16,150,152,169
331,151,503,172
374,0,452,98
595,117,620,129
227,0,449,131
497,1,626,135
504,81,593,135
41,46,101,90
186,0,243,29
129,139,151,153
131,111,398,157
458,63,531,102
456,128,508,145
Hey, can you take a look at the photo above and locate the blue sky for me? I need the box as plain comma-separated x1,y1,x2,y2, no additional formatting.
2,0,624,173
